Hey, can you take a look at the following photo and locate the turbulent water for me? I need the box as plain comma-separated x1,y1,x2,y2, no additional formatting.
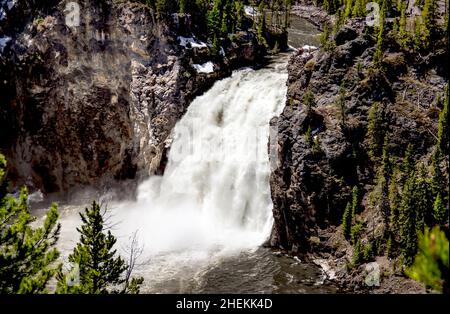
124,55,290,253
49,54,337,293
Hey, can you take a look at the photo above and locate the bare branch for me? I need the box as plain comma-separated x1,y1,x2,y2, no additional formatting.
122,230,144,292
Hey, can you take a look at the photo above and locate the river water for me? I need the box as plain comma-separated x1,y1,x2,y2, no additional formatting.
288,14,321,48
35,15,338,294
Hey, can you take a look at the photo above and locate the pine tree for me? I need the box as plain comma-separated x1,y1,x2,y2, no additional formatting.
56,201,143,294
378,134,392,225
179,0,187,13
333,7,345,35
233,0,244,30
373,0,386,65
406,227,449,293
399,173,418,266
319,23,331,51
221,1,230,35
305,125,313,148
351,185,359,219
323,0,330,13
386,235,393,258
344,0,353,20
415,0,438,50
363,242,373,262
0,153,61,294
212,34,220,56
401,144,415,181
350,222,364,245
342,202,353,239
323,0,338,14
208,1,221,37
389,166,401,235
352,0,366,18
437,85,449,155
155,0,174,19
398,163,433,266
413,164,433,228
433,193,448,226
303,88,316,116
353,240,363,265
312,136,322,155
398,0,409,49
283,0,292,30
367,102,383,161
431,86,449,207
257,3,268,47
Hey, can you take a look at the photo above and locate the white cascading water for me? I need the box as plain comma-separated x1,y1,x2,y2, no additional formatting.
118,57,287,250
57,56,289,291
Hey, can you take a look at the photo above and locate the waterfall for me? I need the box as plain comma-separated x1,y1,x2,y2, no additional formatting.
114,56,289,256
56,55,290,291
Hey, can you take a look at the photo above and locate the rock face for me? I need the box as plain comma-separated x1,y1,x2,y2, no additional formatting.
0,0,271,197
269,22,448,254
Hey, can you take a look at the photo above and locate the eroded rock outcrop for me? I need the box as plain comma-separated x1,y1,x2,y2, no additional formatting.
0,0,274,197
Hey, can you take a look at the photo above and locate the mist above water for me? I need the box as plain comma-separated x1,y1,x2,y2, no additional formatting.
53,55,291,292
115,55,289,255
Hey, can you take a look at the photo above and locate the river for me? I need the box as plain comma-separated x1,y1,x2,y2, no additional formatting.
35,15,338,294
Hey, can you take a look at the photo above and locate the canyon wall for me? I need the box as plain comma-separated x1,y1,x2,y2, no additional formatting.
0,0,270,197
269,20,448,254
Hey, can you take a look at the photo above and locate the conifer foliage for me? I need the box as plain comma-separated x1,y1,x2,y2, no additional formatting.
0,154,61,294
56,201,144,294
406,227,449,293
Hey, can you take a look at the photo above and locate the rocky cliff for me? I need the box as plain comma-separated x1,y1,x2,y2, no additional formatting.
0,0,275,198
269,13,448,292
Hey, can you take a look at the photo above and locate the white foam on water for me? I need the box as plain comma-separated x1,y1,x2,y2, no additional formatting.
114,58,288,257
56,56,289,291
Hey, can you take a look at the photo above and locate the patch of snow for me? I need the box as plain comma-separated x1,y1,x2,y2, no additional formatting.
244,5,258,16
193,61,214,74
302,44,318,52
299,45,318,59
178,36,207,49
0,36,11,53
172,13,178,21
0,8,5,21
219,46,225,57
7,0,16,10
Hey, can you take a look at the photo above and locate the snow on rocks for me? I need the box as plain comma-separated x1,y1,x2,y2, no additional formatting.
0,0,16,20
244,6,258,17
0,36,12,53
177,36,207,49
302,45,318,52
295,44,318,59
192,61,214,74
